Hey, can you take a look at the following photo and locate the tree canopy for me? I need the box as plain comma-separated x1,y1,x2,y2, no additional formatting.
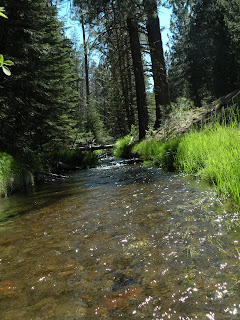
0,0,239,156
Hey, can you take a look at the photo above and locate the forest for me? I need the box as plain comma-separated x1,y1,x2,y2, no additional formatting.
0,0,239,199
1,2,240,317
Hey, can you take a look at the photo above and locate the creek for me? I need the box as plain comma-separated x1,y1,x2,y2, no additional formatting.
0,158,240,319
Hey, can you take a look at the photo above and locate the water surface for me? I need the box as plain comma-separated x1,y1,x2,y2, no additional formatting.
0,158,240,319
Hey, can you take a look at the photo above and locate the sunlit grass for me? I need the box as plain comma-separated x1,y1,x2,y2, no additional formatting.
133,118,240,204
113,135,136,159
133,138,180,171
176,122,240,203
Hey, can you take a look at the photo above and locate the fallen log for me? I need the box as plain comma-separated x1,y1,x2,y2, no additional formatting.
39,172,70,179
77,144,114,151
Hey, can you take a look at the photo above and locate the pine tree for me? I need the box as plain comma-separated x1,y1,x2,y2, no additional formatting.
167,1,193,101
72,0,150,140
0,0,80,154
168,0,240,105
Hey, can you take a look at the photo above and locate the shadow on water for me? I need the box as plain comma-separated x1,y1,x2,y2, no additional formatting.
0,157,240,319
0,179,87,222
0,158,160,222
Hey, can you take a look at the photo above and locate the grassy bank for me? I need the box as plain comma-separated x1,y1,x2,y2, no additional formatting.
175,123,240,203
0,149,98,197
115,120,240,204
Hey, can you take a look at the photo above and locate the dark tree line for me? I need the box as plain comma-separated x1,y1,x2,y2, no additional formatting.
0,0,80,155
168,0,240,106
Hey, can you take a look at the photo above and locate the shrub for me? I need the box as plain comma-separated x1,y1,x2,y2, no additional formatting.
133,137,180,171
113,126,138,159
0,152,33,196
49,149,98,170
113,135,136,159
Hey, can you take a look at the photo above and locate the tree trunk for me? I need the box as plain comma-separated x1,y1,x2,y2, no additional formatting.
81,16,90,107
112,2,131,132
143,0,171,128
126,17,149,140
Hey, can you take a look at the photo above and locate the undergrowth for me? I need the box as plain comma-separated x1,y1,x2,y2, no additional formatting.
0,152,33,197
113,126,138,159
113,135,136,158
49,149,98,169
133,138,180,171
0,149,98,197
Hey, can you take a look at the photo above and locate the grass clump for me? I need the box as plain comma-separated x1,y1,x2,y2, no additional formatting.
133,119,240,204
113,135,136,159
113,126,139,159
133,138,180,171
175,122,240,203
0,152,14,196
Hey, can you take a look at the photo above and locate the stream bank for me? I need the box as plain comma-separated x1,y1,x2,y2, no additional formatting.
0,149,100,197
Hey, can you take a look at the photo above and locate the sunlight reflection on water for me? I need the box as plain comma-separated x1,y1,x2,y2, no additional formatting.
0,158,239,319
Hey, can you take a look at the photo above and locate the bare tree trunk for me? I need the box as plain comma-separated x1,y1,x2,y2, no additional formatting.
143,0,171,128
126,46,135,126
81,15,90,107
112,2,131,132
126,16,149,140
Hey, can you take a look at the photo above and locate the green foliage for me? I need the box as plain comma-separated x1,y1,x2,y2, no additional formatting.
174,97,195,111
175,122,240,203
0,7,7,18
0,152,33,197
0,0,80,154
133,115,240,204
168,0,240,105
113,135,136,159
0,148,99,197
0,152,13,196
133,137,180,171
0,54,14,76
0,7,14,76
113,125,138,158
84,100,110,144
49,149,98,169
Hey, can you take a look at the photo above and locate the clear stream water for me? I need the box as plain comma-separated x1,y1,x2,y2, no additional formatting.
0,158,240,320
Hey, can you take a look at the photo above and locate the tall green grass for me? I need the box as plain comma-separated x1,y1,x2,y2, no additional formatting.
113,135,136,159
133,138,180,171
133,120,240,204
0,152,14,196
176,122,240,203
113,125,138,159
